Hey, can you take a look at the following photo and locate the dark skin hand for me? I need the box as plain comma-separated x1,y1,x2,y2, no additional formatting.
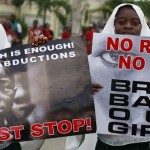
28,31,48,46
92,83,103,93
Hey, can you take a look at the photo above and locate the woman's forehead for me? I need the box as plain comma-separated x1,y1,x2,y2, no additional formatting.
116,6,139,19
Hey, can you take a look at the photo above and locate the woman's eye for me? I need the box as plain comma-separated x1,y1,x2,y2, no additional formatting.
132,21,140,26
99,51,136,67
119,21,125,25
101,52,122,65
132,19,141,26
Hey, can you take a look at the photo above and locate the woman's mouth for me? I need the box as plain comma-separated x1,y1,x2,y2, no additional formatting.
122,32,134,35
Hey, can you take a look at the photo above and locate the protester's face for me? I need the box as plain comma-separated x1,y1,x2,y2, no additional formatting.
0,68,16,113
114,7,142,35
10,15,15,23
33,20,38,28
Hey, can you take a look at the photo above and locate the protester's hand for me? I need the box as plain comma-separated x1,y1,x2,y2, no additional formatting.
28,31,48,46
92,83,103,93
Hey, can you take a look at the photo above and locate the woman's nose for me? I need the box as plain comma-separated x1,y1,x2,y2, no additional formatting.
124,22,133,29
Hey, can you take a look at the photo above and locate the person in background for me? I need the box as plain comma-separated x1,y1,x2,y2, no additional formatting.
48,23,54,40
29,20,42,36
2,20,16,46
62,26,71,39
85,23,97,55
10,14,22,45
42,23,54,41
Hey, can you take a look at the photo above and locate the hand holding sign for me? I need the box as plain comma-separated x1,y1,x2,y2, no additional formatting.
28,31,48,46
92,83,103,93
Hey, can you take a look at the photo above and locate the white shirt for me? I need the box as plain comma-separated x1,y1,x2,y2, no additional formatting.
0,24,10,50
17,23,22,33
0,24,10,149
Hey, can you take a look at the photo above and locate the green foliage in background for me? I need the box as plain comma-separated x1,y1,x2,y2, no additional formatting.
87,0,150,22
12,0,24,6
103,0,150,19
27,0,71,26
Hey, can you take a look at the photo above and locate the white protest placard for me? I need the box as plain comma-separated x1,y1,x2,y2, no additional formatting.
90,33,150,137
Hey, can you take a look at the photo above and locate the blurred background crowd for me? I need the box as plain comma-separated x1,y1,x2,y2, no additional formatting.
0,0,150,54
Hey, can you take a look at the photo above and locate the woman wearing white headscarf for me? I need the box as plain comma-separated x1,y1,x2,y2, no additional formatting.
102,3,150,36
66,3,150,150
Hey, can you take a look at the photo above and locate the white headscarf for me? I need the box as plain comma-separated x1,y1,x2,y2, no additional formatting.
0,24,10,50
102,3,150,36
